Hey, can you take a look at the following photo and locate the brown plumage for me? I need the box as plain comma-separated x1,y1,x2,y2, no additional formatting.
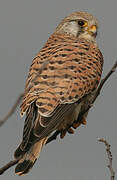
14,11,103,175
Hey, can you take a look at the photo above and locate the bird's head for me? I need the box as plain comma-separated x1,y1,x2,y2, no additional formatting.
56,11,98,42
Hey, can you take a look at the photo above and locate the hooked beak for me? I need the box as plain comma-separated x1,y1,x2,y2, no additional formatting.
87,25,97,37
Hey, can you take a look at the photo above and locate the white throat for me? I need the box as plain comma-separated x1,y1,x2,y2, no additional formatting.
79,32,96,42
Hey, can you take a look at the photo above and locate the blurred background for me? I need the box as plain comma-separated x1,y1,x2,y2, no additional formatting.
0,0,117,179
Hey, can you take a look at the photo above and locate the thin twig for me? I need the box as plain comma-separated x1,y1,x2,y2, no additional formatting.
98,138,115,180
0,159,19,175
92,61,117,102
0,93,24,127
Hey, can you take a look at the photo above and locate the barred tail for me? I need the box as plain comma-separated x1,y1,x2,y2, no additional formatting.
15,137,48,176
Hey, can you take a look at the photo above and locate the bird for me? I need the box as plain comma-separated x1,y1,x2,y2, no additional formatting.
13,11,103,175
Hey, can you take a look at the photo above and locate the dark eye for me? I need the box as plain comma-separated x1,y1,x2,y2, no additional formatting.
78,20,87,27
78,20,85,26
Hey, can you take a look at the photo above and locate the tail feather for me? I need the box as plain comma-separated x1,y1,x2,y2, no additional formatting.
15,160,36,175
15,137,48,176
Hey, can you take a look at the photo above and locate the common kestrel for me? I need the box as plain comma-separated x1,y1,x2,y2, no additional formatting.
14,11,103,175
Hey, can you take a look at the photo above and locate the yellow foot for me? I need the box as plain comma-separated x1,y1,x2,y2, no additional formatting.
60,130,67,139
67,128,74,134
81,117,87,125
72,122,81,129
72,117,87,129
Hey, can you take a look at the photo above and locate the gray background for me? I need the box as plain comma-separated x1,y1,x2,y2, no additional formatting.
0,0,117,179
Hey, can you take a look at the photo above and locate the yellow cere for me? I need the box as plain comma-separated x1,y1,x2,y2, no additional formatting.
83,21,88,27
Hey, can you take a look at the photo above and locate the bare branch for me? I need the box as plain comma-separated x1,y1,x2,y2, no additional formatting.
0,159,19,175
98,138,115,180
0,93,24,127
92,61,117,102
0,130,61,175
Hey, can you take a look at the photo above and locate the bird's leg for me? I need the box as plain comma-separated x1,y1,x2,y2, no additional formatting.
60,127,75,138
68,116,87,133
46,115,87,144
60,115,87,137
